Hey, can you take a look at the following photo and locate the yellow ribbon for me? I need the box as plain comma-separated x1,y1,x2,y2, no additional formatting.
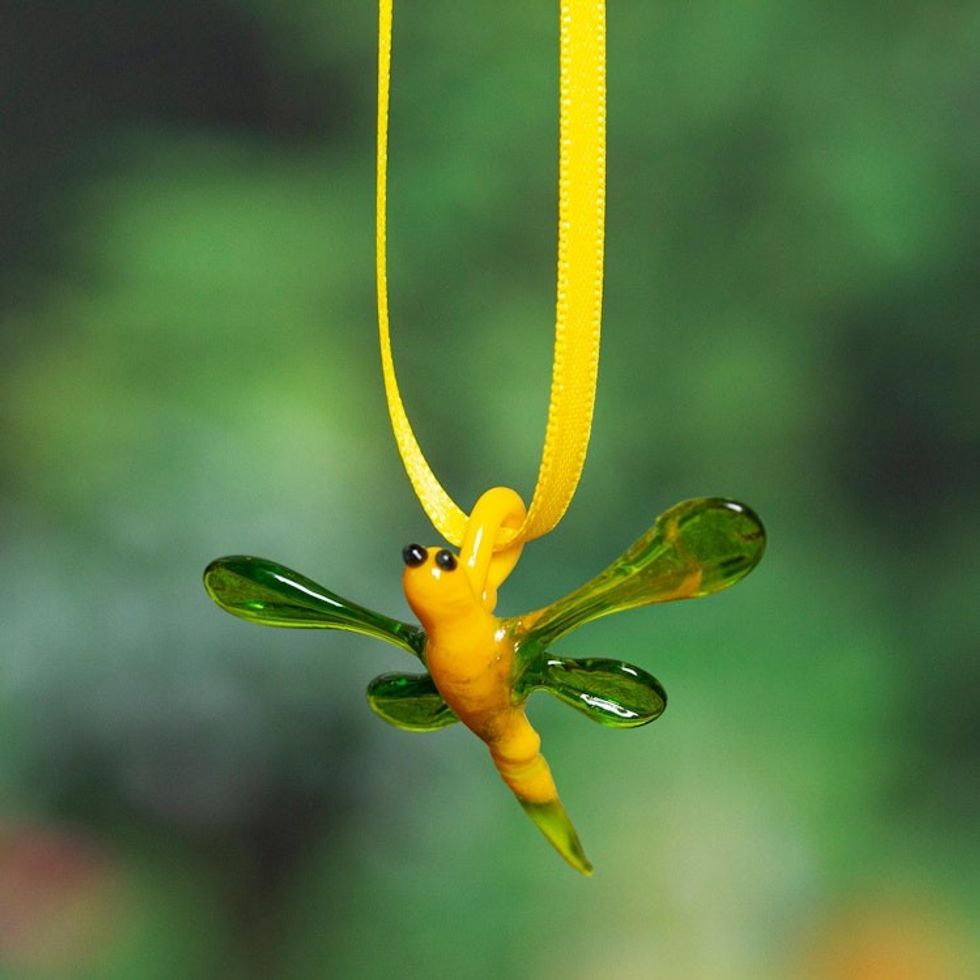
377,1,605,548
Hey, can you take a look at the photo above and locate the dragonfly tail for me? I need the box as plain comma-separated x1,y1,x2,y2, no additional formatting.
520,797,593,876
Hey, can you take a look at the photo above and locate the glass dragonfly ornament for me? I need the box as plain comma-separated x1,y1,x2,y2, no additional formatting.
204,490,765,875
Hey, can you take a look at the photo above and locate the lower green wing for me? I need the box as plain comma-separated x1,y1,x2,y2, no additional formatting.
521,656,667,729
204,556,425,661
524,497,765,650
366,673,459,731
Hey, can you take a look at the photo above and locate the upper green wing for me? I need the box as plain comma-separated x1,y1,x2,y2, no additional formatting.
204,555,425,661
522,497,765,650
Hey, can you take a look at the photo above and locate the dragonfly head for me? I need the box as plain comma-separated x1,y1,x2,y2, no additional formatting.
401,543,476,629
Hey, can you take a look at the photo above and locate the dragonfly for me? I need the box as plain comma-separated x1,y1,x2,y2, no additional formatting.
204,494,765,875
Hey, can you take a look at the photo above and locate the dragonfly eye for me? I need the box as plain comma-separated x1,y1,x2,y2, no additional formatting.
435,549,458,571
402,544,428,567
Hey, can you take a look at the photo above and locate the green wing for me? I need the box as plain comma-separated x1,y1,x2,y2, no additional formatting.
204,555,425,661
524,497,765,650
520,656,667,729
366,672,458,731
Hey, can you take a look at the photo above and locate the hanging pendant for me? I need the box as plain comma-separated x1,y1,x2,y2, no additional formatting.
204,492,765,874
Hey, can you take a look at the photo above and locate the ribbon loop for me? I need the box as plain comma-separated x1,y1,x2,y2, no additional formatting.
377,1,606,549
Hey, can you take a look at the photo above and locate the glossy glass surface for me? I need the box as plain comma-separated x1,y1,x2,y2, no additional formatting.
366,672,459,731
522,656,667,728
203,555,425,660
517,497,765,651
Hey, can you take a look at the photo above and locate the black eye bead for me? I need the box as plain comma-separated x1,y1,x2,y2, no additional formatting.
402,544,427,567
435,549,458,571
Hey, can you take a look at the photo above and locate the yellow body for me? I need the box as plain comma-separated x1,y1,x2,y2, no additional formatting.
402,488,591,873
405,561,556,805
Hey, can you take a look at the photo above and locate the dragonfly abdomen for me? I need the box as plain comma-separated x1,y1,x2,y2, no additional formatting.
487,710,556,804
487,709,593,876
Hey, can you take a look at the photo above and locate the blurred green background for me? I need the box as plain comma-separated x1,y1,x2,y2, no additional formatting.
1,2,977,978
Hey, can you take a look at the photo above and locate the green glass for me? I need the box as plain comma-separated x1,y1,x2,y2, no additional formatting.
203,555,425,659
204,497,765,731
514,497,765,652
366,672,459,730
524,657,667,728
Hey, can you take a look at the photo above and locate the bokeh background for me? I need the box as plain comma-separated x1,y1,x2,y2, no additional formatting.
2,2,978,978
